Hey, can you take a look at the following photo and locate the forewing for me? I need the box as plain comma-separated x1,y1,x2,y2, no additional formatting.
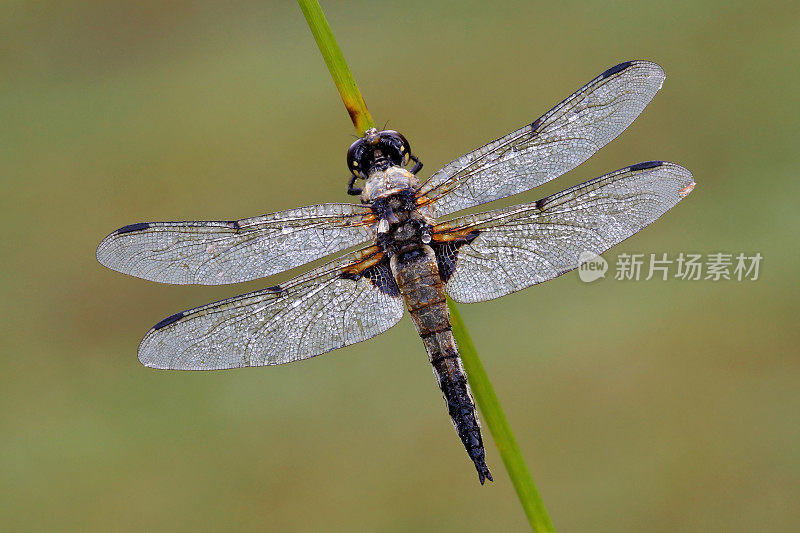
97,203,376,285
432,161,695,303
138,246,404,370
417,61,666,217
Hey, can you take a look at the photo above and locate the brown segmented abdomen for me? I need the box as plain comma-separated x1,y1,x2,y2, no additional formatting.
390,245,492,484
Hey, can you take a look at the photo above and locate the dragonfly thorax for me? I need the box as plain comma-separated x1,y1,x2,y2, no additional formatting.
361,166,420,204
375,212,433,258
364,167,434,256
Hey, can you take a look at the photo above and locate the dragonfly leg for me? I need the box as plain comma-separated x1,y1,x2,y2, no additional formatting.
347,174,362,196
409,154,423,174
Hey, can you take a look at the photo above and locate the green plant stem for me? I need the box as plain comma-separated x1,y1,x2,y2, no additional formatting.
448,298,555,533
297,0,375,135
297,2,555,531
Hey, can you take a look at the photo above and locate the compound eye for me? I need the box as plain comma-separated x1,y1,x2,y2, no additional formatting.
398,133,411,165
383,130,411,165
346,139,363,177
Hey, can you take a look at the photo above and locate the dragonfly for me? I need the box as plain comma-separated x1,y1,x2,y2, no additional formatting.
97,60,694,484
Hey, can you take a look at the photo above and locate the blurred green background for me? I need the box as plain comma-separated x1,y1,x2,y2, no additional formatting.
2,1,798,531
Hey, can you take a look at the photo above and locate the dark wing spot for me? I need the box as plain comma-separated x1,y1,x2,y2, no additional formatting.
530,117,543,133
363,260,400,297
629,160,664,172
226,220,241,230
153,312,184,330
265,285,282,294
432,231,480,283
339,258,399,297
599,61,633,79
116,222,150,234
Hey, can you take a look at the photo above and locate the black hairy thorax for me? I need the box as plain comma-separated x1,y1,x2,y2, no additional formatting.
370,186,433,260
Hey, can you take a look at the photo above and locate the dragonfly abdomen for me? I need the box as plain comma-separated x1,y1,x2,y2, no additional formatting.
424,330,492,484
391,245,492,484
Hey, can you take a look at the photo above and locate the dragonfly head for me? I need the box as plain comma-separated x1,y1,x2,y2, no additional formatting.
347,128,411,180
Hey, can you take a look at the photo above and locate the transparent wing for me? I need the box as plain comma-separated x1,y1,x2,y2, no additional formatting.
138,246,404,370
432,161,695,303
417,61,666,217
97,203,377,285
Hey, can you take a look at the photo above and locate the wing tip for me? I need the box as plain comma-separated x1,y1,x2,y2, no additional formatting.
678,181,696,198
630,59,665,73
96,223,151,269
136,312,187,369
137,355,165,370
137,357,221,371
137,333,220,371
627,160,695,197
660,161,695,195
602,60,665,88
